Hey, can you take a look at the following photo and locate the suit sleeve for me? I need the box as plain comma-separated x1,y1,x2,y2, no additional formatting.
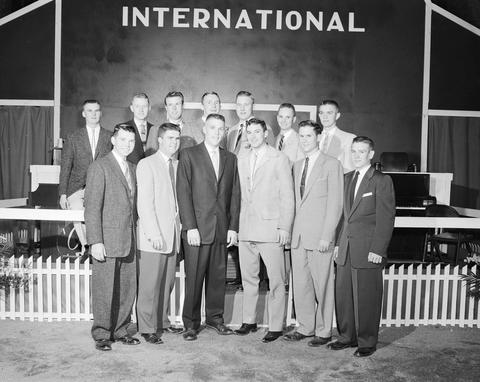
84,161,105,245
176,149,197,231
370,174,396,257
277,154,295,232
136,160,162,241
320,159,344,243
58,135,74,196
229,156,241,232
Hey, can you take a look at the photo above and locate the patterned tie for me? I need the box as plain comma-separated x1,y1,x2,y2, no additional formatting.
300,156,309,199
235,123,244,152
124,162,133,194
349,171,359,207
278,134,284,151
168,158,177,210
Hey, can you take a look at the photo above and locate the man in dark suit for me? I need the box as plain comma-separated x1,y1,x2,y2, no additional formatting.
328,136,395,357
115,92,153,165
59,99,111,252
177,113,241,341
84,124,140,351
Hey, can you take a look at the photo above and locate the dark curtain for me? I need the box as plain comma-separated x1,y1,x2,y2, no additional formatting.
0,106,53,199
428,116,480,209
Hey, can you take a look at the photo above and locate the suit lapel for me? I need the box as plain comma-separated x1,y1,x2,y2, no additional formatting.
95,128,110,160
80,128,94,160
217,148,227,182
349,166,375,218
107,152,131,198
251,147,274,190
301,153,325,202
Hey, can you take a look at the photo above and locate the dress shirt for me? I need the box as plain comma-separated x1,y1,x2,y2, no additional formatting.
301,149,321,185
354,164,371,198
204,142,220,178
249,144,267,188
86,125,100,159
134,118,148,142
319,126,337,153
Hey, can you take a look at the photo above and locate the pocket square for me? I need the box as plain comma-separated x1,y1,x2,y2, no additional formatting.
362,192,373,197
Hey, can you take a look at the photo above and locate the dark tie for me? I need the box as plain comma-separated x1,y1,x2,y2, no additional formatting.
124,163,133,194
235,123,244,151
278,134,284,151
349,171,359,207
168,158,177,210
300,156,309,199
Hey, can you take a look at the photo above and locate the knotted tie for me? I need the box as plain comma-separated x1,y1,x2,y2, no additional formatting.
320,133,329,153
278,134,284,151
211,150,219,179
300,156,309,199
349,171,359,207
235,123,244,152
124,163,133,193
168,158,177,210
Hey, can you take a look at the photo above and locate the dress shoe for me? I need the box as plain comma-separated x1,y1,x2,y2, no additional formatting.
262,331,283,343
327,340,358,350
115,335,140,345
182,329,198,341
163,326,183,334
141,333,163,344
205,322,234,335
308,336,332,347
283,331,312,342
354,347,376,357
95,339,112,351
234,323,258,336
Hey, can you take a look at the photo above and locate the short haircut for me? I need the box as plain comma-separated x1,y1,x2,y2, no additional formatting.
298,120,323,136
353,136,375,150
113,123,136,137
205,113,225,123
278,102,296,116
201,91,220,104
246,118,267,132
319,99,339,111
164,91,184,105
236,90,254,103
82,99,101,109
131,92,149,104
157,122,181,139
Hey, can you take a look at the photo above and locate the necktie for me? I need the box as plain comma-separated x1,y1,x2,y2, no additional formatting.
320,133,329,153
138,122,147,143
349,171,359,207
211,150,219,179
124,162,133,193
300,156,309,199
168,158,177,210
235,123,244,151
91,127,97,159
278,134,284,151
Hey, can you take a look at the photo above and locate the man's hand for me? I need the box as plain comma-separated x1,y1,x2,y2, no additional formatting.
368,252,383,264
277,229,290,246
333,246,339,260
59,194,69,210
91,243,106,262
227,230,238,247
187,229,201,246
151,237,164,251
317,239,330,252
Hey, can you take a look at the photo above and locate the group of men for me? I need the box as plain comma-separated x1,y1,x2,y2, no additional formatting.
59,90,395,358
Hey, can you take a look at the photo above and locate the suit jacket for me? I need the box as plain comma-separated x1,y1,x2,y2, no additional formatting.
275,129,305,165
115,120,152,165
226,120,275,156
58,127,112,197
136,152,180,254
84,152,137,258
324,128,356,173
335,166,395,268
237,146,294,242
291,153,343,250
176,142,241,245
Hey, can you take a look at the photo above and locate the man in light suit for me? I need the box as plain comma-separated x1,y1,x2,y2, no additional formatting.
59,99,112,251
318,100,356,173
177,113,241,341
275,103,304,165
136,123,182,345
284,120,343,346
328,136,395,357
234,118,294,343
115,92,153,165
84,124,139,351
146,91,203,155
226,91,275,156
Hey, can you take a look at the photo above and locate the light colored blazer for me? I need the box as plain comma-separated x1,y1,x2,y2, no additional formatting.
324,127,356,173
291,153,343,250
84,152,136,258
275,129,305,165
226,120,275,156
237,145,294,243
136,152,180,254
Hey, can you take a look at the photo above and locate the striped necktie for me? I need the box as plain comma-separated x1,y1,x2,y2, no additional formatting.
278,134,284,151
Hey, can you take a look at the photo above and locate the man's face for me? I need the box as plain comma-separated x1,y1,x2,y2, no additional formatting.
246,123,267,149
112,129,136,158
318,104,340,129
203,118,226,148
82,102,101,126
298,125,320,154
130,97,150,121
158,129,180,157
351,141,374,169
277,107,296,132
165,96,183,121
236,95,253,121
202,94,220,116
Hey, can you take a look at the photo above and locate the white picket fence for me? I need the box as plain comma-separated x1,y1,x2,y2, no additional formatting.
1,254,478,327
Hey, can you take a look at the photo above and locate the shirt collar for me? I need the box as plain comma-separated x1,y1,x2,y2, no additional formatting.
356,164,371,178
323,126,337,136
204,141,219,154
158,149,172,164
279,129,293,139
112,150,127,171
134,118,147,127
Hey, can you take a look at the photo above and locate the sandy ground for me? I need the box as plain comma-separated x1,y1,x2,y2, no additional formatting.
0,321,479,382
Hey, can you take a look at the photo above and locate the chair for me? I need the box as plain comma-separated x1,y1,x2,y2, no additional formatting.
422,204,474,264
380,152,408,172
